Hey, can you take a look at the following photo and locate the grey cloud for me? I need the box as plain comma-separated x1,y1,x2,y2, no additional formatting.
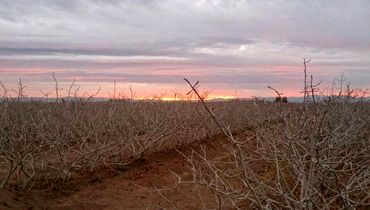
0,0,369,96
0,35,256,54
2,0,369,50
9,70,301,86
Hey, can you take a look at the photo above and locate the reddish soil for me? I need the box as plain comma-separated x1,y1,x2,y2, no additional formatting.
1,131,253,210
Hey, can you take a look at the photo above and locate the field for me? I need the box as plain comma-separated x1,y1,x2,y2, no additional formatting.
0,83,370,209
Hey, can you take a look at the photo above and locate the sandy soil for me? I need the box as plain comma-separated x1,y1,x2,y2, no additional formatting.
1,132,248,210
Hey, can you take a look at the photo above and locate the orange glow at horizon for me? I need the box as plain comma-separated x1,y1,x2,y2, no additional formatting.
2,62,366,99
0,78,309,99
132,94,237,101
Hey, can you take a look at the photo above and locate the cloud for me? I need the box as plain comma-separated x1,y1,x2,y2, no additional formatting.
0,0,369,97
2,0,369,49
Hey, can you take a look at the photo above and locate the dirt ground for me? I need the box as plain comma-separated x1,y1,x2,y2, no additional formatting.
1,132,250,210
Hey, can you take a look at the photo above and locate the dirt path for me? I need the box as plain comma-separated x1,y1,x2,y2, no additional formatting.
1,131,251,210
55,134,231,210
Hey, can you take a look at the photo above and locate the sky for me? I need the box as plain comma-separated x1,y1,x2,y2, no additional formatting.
0,0,369,99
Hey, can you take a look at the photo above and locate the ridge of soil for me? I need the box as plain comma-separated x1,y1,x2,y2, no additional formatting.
1,130,254,210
